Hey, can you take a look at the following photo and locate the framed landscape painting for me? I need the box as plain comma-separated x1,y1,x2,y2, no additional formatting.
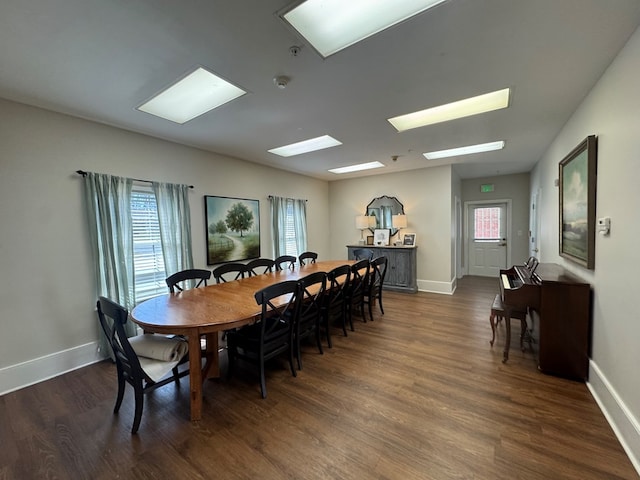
559,135,597,269
205,195,260,265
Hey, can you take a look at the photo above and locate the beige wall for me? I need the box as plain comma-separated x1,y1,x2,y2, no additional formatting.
0,98,329,388
328,166,455,293
530,26,640,469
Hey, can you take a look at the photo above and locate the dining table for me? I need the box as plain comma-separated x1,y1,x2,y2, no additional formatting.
130,259,353,421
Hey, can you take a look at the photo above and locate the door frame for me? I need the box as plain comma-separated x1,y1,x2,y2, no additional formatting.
463,199,513,276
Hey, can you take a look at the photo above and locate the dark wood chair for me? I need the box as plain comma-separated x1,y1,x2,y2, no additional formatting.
165,269,211,293
274,255,296,271
96,296,189,434
246,258,275,276
295,271,327,369
321,264,351,346
298,251,318,266
364,256,388,322
353,248,374,261
212,262,249,283
226,280,301,398
345,259,370,330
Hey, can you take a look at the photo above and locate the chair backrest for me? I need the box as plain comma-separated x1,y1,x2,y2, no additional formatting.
246,258,275,276
96,297,148,383
212,263,249,283
298,251,318,266
325,264,351,314
369,256,388,292
297,271,327,330
349,258,371,301
274,255,296,271
353,248,374,261
165,269,212,293
253,280,302,346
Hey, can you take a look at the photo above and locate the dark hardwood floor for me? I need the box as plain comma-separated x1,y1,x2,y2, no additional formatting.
1,276,637,479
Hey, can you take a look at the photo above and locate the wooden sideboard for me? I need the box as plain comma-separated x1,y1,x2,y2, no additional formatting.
346,245,417,293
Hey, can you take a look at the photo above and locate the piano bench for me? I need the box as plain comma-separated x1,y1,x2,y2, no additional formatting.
489,294,529,350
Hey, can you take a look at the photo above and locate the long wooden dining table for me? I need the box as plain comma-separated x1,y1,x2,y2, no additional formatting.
130,260,353,421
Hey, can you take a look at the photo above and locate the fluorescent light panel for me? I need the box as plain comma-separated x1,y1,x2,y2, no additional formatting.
282,0,447,58
137,67,246,124
268,135,342,157
329,161,385,174
424,141,505,160
388,88,510,132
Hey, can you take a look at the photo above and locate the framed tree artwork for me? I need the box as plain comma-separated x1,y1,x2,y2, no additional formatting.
205,195,260,265
559,135,597,269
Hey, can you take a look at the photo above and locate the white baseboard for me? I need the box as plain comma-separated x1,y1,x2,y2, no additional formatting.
417,278,455,295
0,341,106,396
587,360,640,476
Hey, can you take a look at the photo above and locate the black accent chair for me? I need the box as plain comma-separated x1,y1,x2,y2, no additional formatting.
364,256,388,322
246,258,275,276
226,280,301,398
96,296,189,434
212,262,249,283
298,251,318,266
321,264,351,346
295,271,327,369
345,259,370,329
274,255,296,271
165,269,211,293
353,248,374,261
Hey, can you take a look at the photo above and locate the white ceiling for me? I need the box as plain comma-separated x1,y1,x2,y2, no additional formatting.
1,0,639,181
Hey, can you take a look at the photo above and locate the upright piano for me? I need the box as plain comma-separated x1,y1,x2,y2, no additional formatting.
499,260,591,381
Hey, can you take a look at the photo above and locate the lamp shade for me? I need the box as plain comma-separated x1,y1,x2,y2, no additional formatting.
392,214,407,229
355,215,370,230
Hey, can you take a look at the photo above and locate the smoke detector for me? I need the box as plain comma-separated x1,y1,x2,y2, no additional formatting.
273,75,290,89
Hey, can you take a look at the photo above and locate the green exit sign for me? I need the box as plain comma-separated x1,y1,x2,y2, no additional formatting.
480,184,494,193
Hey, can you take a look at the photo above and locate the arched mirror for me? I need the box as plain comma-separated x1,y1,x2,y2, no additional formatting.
366,195,405,237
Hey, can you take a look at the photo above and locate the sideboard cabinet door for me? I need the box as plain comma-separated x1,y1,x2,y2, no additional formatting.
346,245,417,293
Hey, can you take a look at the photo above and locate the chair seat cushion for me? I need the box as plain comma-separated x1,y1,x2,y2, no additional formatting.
129,334,189,362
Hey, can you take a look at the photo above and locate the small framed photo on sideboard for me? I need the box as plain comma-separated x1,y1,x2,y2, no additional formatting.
403,233,416,246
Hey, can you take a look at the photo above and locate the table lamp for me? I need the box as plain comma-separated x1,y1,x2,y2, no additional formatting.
356,215,370,244
392,214,407,245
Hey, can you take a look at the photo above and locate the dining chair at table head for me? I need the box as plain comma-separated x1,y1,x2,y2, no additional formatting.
353,248,374,261
321,264,351,346
212,262,249,283
346,259,371,330
274,255,296,271
246,258,275,276
364,256,388,322
295,271,327,370
165,269,211,293
226,280,302,398
96,296,189,434
298,251,318,266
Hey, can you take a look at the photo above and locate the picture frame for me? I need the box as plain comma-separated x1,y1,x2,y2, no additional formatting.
205,195,260,265
403,233,416,246
366,235,374,245
559,135,597,270
373,228,390,246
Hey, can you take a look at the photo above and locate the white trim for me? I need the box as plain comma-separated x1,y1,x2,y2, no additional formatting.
587,360,640,476
417,278,455,295
0,341,106,396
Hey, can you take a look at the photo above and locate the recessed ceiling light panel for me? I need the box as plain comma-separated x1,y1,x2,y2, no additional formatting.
281,0,447,58
329,161,385,174
268,135,342,157
388,88,510,132
423,140,505,160
137,67,246,124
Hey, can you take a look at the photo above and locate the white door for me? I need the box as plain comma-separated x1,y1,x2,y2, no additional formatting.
468,203,508,276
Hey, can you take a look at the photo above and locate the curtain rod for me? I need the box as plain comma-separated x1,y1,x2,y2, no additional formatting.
76,170,194,189
268,195,307,202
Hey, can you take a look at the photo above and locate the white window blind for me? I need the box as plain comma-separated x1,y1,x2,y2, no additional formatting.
284,200,298,257
131,187,166,301
474,207,501,240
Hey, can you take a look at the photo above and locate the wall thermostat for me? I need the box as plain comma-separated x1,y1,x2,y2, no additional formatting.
597,217,610,235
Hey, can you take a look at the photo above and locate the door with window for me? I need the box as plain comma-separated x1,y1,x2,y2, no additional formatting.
467,203,508,277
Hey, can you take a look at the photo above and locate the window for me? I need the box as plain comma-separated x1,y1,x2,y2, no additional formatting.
131,187,166,301
474,207,501,240
284,200,298,257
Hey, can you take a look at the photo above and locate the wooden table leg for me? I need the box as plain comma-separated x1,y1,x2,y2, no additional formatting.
202,332,220,380
502,309,511,363
187,333,203,421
